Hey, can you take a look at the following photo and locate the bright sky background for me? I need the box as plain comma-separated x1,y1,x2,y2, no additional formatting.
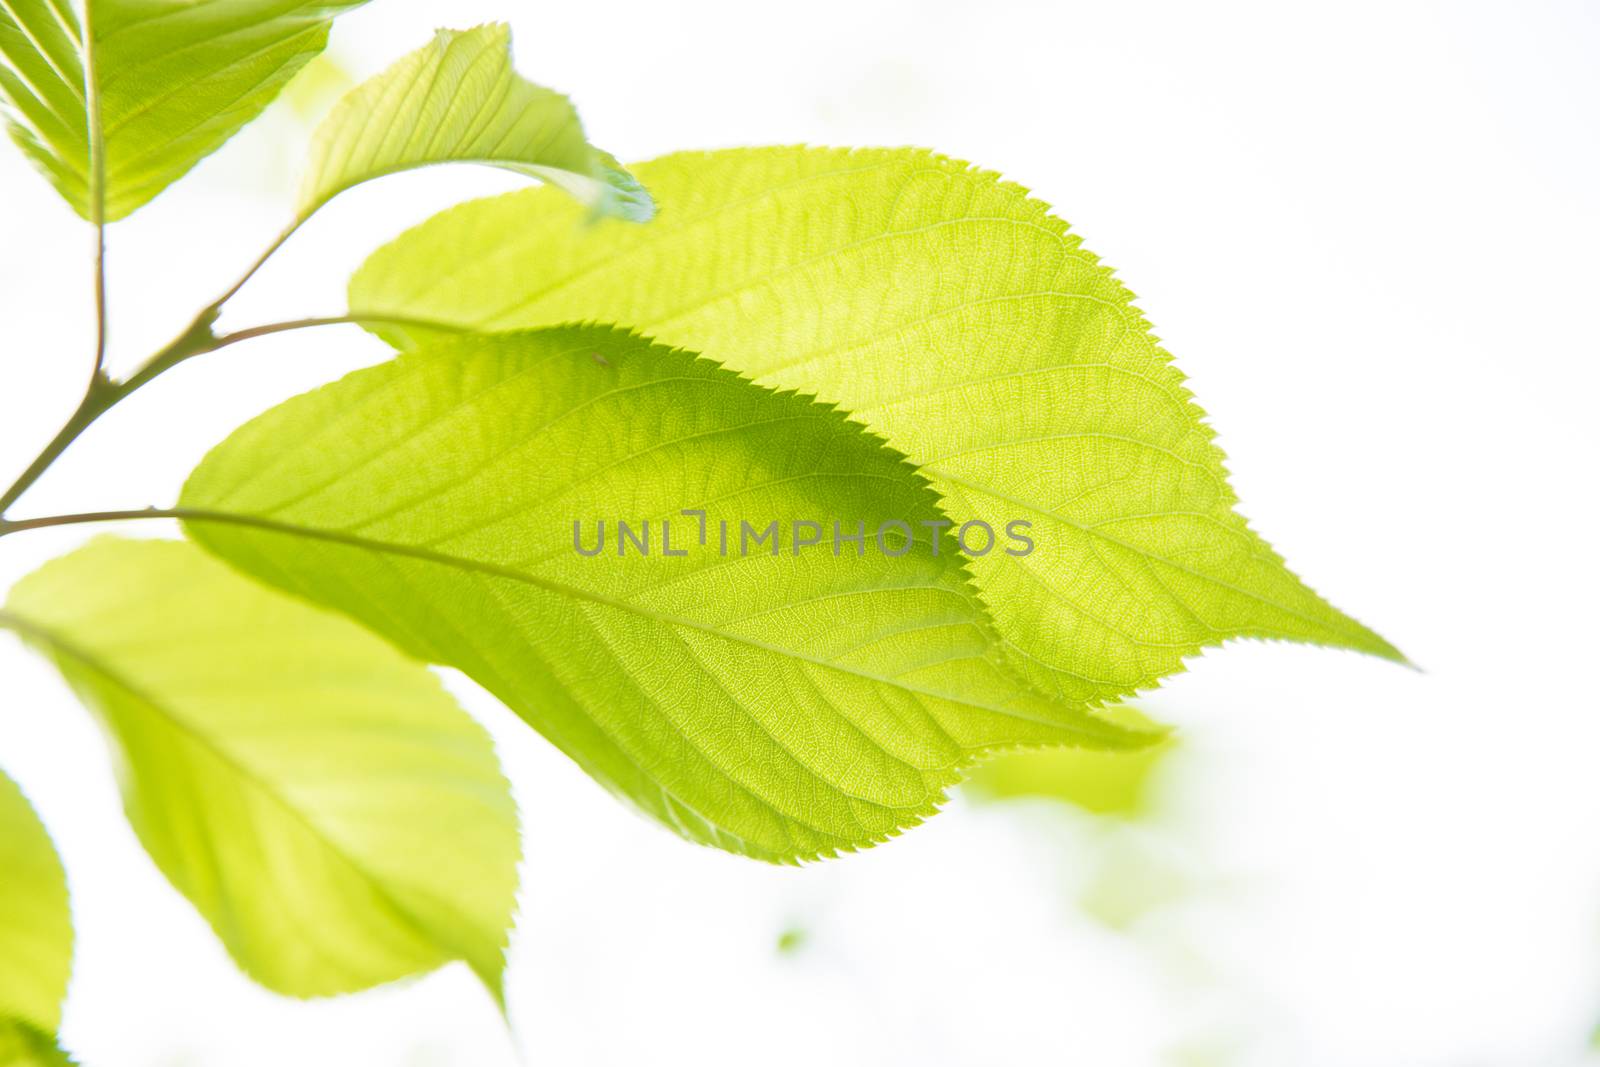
2,1,1598,1064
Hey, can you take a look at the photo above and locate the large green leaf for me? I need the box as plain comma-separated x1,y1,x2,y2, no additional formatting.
298,24,652,223
0,0,368,220
0,767,71,1039
2,537,519,1000
349,147,1403,707
176,326,1151,863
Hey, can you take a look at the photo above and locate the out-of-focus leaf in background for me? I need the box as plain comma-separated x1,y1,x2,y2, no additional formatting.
965,709,1174,817
280,52,356,123
0,766,72,1049
964,721,1185,928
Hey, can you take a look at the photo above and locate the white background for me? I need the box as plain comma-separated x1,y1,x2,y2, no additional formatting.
2,1,1598,1064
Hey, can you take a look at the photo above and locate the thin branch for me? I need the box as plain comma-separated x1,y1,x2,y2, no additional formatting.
0,381,117,516
211,312,468,351
0,311,465,517
0,507,182,537
206,220,303,313
90,220,108,376
4,0,121,518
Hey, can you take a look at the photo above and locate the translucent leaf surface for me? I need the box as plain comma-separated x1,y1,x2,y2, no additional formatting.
177,326,1152,863
0,1020,75,1067
298,24,651,223
0,768,71,1037
0,0,368,220
3,537,520,999
350,147,1402,707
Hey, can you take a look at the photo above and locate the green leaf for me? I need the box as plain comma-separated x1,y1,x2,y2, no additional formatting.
349,146,1403,708
176,325,1152,863
0,1020,76,1067
0,767,71,1038
964,721,1174,816
297,24,652,224
0,0,369,221
0,0,86,209
2,537,520,1000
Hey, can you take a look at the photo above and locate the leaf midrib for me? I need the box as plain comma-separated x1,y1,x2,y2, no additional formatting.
932,470,1393,654
0,606,468,984
172,506,1133,744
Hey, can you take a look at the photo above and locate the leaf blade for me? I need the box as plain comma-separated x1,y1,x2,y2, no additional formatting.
0,0,88,208
0,765,72,1038
3,537,520,1000
297,24,652,224
0,1020,76,1067
178,326,1151,863
349,146,1402,707
0,0,370,220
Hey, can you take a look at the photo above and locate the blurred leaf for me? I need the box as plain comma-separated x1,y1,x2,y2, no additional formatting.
0,1019,76,1067
965,718,1174,816
1078,833,1191,930
298,24,651,223
1165,1033,1247,1067
279,52,355,122
0,0,370,220
4,537,520,1001
177,326,1153,863
350,146,1400,709
0,768,71,1038
775,926,808,955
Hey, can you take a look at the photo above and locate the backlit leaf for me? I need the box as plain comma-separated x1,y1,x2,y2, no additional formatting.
177,326,1153,863
0,767,71,1039
3,537,520,1000
0,0,370,221
298,24,652,223
0,1020,75,1067
349,147,1402,708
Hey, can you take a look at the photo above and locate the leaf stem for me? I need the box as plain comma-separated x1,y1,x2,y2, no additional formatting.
90,223,108,379
0,507,180,538
7,0,121,521
207,221,303,312
0,312,464,519
0,380,119,516
209,312,466,352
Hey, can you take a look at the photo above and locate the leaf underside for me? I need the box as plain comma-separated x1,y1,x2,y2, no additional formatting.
349,146,1402,710
0,0,370,220
178,326,1152,863
299,23,652,223
4,537,520,1000
0,768,71,1037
